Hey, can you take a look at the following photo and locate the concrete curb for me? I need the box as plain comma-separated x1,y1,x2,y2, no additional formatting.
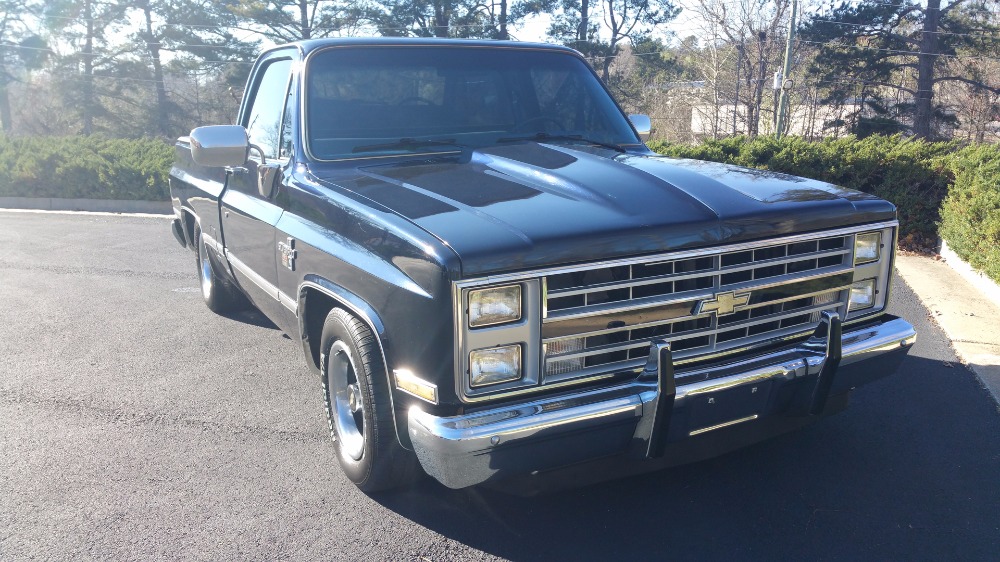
939,240,1000,304
0,196,171,215
895,252,1000,407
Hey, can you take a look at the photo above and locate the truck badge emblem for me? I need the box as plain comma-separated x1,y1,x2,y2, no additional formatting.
695,290,751,317
278,237,297,271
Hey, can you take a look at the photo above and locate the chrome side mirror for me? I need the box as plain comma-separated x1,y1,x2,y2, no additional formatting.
189,125,250,167
628,114,652,141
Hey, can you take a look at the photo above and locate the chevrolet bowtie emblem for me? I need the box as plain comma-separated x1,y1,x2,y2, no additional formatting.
695,290,751,316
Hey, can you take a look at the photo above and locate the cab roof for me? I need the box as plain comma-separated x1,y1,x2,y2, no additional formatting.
274,37,580,58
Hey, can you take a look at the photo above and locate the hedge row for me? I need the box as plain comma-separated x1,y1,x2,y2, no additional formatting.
648,135,959,252
2,134,997,284
0,135,174,201
649,135,1000,283
939,144,1000,283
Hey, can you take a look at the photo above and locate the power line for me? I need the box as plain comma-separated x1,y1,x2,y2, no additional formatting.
690,0,910,7
810,17,1000,39
796,37,1000,61
40,12,516,35
0,41,256,65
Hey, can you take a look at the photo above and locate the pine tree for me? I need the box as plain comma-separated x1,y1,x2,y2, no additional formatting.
130,0,258,137
547,0,679,82
0,0,45,132
229,1,366,41
45,0,131,135
801,0,1000,139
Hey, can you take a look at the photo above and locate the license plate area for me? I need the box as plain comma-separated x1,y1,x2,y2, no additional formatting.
687,380,772,436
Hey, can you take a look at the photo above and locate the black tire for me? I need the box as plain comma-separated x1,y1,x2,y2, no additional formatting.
194,226,248,314
320,308,421,492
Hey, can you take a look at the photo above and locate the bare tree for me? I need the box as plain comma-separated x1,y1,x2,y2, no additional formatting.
686,0,792,136
674,14,738,139
938,57,1000,143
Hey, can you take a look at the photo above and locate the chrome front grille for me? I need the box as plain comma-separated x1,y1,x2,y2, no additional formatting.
542,234,854,381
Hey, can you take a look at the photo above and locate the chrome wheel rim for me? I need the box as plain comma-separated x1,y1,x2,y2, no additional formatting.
328,340,365,461
198,234,213,300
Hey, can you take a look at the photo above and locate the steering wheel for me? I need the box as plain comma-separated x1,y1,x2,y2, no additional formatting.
398,96,435,105
513,116,565,132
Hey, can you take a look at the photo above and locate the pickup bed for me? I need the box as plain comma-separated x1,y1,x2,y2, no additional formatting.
169,38,916,492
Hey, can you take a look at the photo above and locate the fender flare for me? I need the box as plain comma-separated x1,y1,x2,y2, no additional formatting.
297,275,411,450
178,205,198,249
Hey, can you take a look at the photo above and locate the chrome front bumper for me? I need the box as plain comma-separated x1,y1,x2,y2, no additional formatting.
408,315,916,489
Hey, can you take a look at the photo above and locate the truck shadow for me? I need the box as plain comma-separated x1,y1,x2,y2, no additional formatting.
372,353,1000,560
220,308,279,330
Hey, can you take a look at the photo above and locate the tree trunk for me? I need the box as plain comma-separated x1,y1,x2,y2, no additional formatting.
82,0,95,135
601,0,620,83
498,0,508,39
433,0,450,37
734,42,743,135
578,0,589,42
748,32,768,137
707,43,720,139
0,50,11,133
143,4,170,137
912,0,940,139
299,0,311,39
601,61,612,82
0,82,11,133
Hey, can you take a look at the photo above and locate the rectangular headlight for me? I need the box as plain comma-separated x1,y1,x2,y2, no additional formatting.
469,285,522,328
470,344,522,387
848,279,876,311
854,232,881,265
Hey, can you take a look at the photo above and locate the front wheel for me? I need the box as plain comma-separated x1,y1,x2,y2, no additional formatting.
321,308,421,492
195,226,247,314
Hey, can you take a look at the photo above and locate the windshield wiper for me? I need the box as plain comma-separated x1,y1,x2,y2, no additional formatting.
497,132,626,154
352,138,460,154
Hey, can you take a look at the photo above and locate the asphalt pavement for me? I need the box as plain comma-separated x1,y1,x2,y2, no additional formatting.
1,211,998,561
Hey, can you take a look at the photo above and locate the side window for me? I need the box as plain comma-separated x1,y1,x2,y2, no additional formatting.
244,58,293,160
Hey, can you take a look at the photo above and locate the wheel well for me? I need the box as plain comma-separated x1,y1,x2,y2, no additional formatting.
301,283,411,451
303,287,338,372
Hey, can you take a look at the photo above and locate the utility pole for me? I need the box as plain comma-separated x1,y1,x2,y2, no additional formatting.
775,0,798,139
772,71,781,131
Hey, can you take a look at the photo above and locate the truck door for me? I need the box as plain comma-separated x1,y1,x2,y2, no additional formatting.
220,53,294,325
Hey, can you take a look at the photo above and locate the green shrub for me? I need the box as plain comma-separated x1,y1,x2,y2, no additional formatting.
3,133,998,284
0,135,174,201
940,144,1000,283
648,135,956,251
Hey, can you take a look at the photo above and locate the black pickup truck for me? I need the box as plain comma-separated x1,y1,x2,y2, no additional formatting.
169,38,916,492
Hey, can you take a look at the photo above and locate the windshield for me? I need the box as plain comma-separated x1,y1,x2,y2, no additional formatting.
305,46,641,160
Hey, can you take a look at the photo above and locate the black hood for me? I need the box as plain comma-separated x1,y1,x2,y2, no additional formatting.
310,143,894,276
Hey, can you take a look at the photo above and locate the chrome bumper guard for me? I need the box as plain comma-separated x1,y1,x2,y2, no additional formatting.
408,315,916,489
